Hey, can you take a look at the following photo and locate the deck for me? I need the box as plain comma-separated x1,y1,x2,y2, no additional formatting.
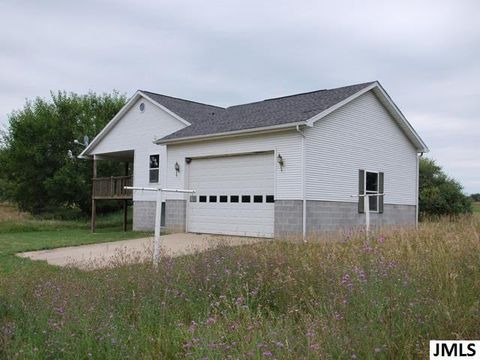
90,158,132,233
92,176,133,200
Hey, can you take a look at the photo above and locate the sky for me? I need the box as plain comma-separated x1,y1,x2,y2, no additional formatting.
1,0,479,193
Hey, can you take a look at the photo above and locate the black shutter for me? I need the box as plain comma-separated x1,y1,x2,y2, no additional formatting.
378,172,384,214
358,169,365,213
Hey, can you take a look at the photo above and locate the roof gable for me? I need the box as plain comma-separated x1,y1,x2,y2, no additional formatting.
79,90,217,158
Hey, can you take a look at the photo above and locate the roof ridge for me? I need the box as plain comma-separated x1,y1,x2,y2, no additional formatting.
140,90,225,110
261,81,376,102
226,81,376,109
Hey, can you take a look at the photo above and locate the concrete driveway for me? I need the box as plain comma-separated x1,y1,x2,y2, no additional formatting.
17,233,265,270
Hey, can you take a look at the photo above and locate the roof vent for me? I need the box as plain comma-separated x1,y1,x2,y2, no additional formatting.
139,102,145,112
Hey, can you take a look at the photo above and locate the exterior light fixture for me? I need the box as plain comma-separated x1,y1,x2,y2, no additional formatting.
277,153,285,171
174,162,180,176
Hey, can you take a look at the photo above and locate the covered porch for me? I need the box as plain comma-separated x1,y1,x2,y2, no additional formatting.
91,150,134,232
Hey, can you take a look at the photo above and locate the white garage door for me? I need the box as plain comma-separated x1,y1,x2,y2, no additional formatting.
187,152,274,238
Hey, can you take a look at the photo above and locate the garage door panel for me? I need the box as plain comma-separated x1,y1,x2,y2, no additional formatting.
187,153,274,238
189,210,273,225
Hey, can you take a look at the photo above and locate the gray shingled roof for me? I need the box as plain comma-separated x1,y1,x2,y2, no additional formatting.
141,90,225,124
146,82,375,142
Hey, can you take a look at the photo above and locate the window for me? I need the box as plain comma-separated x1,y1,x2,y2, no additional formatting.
365,171,379,212
199,195,207,203
254,195,263,203
209,195,217,203
230,195,239,203
266,195,275,203
190,195,197,202
149,155,159,183
220,195,228,203
242,195,251,203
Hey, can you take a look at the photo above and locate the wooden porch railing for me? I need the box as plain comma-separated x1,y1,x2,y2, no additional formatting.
92,175,133,199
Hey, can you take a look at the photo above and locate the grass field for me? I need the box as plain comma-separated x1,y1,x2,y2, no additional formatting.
1,204,479,358
0,203,150,274
473,202,480,213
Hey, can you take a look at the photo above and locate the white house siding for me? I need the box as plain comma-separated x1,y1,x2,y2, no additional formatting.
89,97,186,202
165,130,303,201
305,90,418,206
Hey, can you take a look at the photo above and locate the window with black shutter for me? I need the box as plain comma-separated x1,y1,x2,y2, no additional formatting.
359,170,384,213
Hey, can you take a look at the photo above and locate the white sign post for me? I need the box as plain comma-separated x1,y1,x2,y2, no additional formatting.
351,193,385,240
124,186,195,266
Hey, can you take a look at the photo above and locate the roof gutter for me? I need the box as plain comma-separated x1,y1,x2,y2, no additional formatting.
154,121,308,145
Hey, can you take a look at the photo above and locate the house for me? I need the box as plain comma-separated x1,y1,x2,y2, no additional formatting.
79,81,428,239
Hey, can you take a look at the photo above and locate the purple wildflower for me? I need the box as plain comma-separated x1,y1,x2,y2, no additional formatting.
205,317,216,325
188,321,196,333
235,296,245,305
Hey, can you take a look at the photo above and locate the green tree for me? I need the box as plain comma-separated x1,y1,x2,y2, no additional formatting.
470,193,480,202
419,157,472,219
0,91,126,216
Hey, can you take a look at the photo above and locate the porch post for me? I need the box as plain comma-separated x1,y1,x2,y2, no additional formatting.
91,157,97,233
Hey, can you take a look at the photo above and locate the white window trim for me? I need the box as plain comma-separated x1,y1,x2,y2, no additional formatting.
149,154,160,184
365,170,380,213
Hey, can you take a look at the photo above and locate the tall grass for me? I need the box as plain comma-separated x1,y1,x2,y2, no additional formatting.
0,203,30,222
473,202,480,213
1,216,479,359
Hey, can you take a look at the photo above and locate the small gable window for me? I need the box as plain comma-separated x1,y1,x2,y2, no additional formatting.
149,155,159,183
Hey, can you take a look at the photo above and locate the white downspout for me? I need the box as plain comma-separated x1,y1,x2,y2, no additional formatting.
416,152,423,228
296,125,306,242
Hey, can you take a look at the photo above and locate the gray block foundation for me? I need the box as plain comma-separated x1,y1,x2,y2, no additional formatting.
274,200,303,238
165,199,186,233
274,199,416,237
135,199,415,237
306,200,416,234
133,201,156,231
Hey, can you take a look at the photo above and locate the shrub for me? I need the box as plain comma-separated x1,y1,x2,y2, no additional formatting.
470,193,480,202
0,91,126,216
419,157,472,219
